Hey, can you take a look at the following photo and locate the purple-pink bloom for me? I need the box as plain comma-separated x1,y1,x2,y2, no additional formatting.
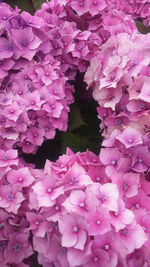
7,167,35,187
116,127,143,148
86,206,111,235
58,214,87,250
32,176,64,208
4,232,33,264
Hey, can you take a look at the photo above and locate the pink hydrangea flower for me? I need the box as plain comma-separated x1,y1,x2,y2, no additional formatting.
116,128,143,148
7,167,35,187
109,199,135,232
112,172,140,198
0,149,18,167
116,220,147,255
86,206,111,235
11,28,42,61
4,232,33,264
58,214,87,250
32,176,64,208
0,185,24,214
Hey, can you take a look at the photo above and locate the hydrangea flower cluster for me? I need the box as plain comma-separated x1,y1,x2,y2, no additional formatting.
1,0,150,266
0,0,138,154
0,2,75,154
108,0,150,27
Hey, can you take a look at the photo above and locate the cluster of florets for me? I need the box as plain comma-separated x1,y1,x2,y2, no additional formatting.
1,0,150,266
0,0,138,154
85,31,150,138
0,148,148,266
108,0,150,27
0,3,74,153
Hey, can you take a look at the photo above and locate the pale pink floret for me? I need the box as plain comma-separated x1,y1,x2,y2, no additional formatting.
7,167,35,187
112,172,140,198
116,220,147,255
86,183,119,212
62,189,93,215
0,149,18,167
61,162,92,190
4,232,33,264
58,214,87,250
116,127,143,148
99,147,122,176
87,0,106,16
86,207,111,235
0,185,25,214
32,177,64,208
83,240,112,267
110,199,135,232
26,212,50,238
67,241,91,267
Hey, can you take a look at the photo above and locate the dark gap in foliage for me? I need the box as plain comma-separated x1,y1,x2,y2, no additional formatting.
22,131,62,169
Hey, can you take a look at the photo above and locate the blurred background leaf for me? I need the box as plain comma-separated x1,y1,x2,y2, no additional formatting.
5,0,46,13
31,0,47,10
68,104,86,131
62,132,99,154
136,20,150,34
5,0,35,14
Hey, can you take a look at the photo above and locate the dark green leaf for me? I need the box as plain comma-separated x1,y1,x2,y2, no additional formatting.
68,104,86,131
31,0,47,10
62,132,99,154
5,0,35,14
136,21,150,34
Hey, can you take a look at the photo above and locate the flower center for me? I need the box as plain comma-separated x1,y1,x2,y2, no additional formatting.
21,39,28,47
111,160,116,166
80,202,84,208
13,243,22,252
105,244,109,250
47,188,52,193
55,205,59,211
7,193,14,201
6,43,13,51
135,203,140,208
80,2,84,6
121,228,128,236
3,156,8,161
128,139,133,143
115,119,122,126
18,177,23,182
122,182,128,191
70,178,78,185
98,193,106,203
94,256,98,262
96,220,101,225
73,226,78,232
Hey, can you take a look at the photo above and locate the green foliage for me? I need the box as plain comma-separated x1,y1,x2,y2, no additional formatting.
5,0,46,13
68,104,86,131
5,0,35,14
62,132,99,154
62,100,102,155
31,0,47,11
136,21,150,34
